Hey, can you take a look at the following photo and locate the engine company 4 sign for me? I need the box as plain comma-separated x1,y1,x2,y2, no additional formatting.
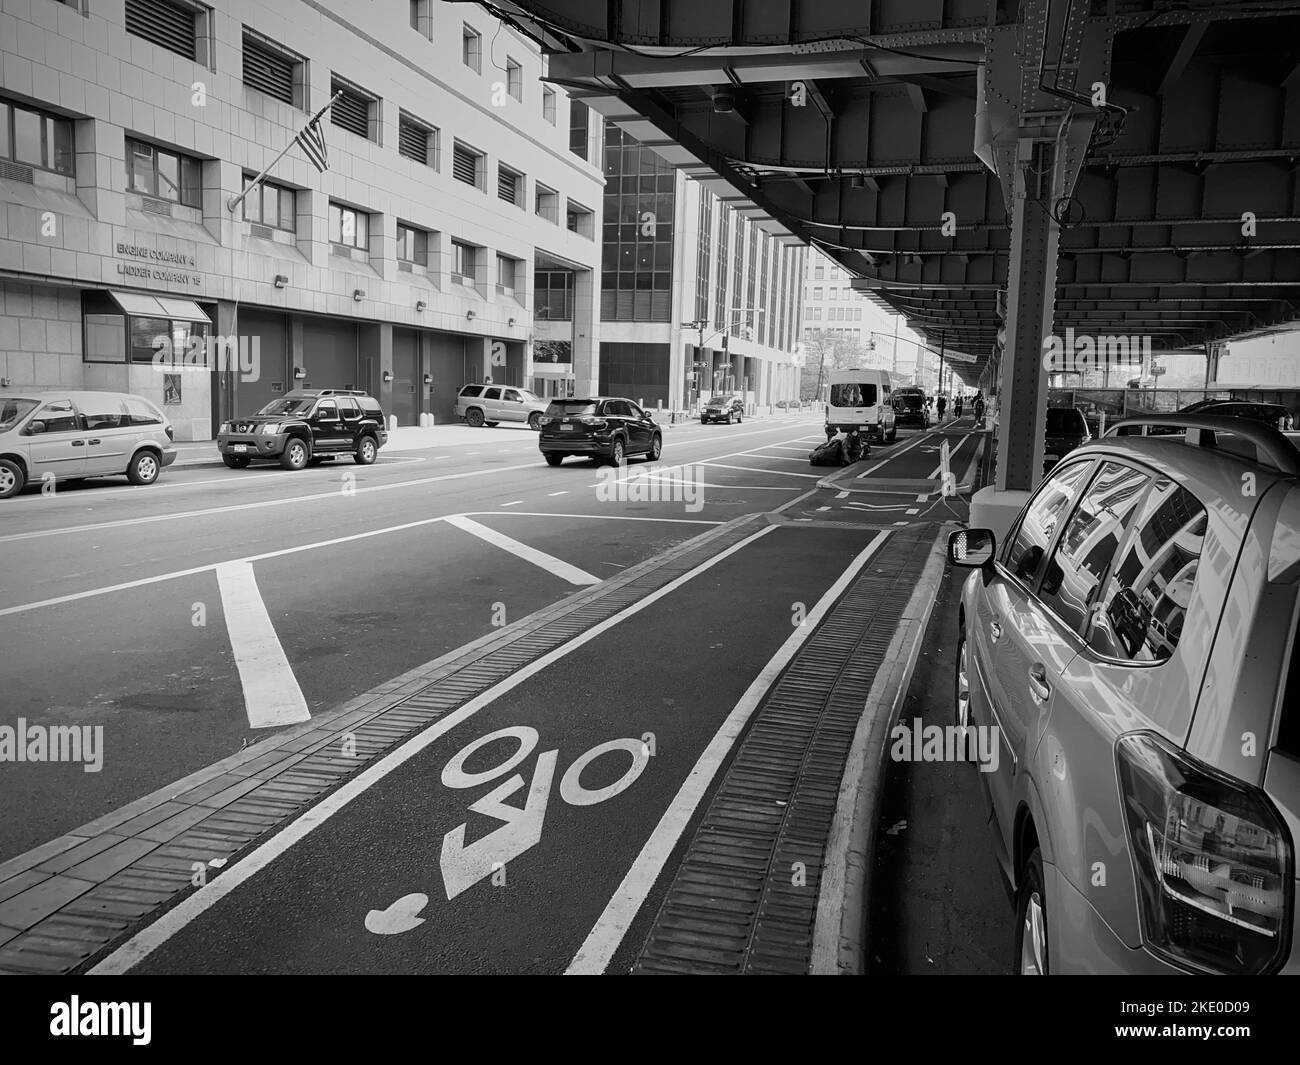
115,243,201,287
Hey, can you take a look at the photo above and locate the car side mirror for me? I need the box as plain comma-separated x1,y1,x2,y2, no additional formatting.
948,528,996,568
24,420,46,435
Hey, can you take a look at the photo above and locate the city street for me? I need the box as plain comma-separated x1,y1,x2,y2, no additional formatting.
0,412,999,975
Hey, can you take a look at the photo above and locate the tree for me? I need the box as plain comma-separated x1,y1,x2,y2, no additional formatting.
799,330,877,399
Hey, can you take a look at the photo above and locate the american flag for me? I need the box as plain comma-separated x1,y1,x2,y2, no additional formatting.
295,116,329,172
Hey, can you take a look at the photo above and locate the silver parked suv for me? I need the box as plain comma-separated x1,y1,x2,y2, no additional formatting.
948,414,1299,975
0,390,176,499
454,384,549,429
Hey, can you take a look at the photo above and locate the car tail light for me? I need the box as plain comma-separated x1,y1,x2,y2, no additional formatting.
1117,732,1292,974
582,417,608,430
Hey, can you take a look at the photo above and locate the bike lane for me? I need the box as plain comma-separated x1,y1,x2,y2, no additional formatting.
109,523,887,974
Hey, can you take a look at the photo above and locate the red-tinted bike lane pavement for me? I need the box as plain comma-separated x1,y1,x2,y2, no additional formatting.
95,521,887,975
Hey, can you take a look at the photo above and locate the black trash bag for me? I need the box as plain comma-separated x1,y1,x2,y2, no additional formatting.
810,438,848,467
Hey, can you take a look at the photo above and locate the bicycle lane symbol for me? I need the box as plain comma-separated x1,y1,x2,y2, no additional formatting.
365,725,653,933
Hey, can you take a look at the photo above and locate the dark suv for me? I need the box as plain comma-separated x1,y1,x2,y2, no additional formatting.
701,394,744,424
217,389,388,470
538,397,663,466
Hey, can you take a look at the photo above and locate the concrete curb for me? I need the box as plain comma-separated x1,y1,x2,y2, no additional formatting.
810,530,950,974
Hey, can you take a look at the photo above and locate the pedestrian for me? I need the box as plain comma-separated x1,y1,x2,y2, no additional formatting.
973,391,985,424
954,394,964,418
936,394,947,420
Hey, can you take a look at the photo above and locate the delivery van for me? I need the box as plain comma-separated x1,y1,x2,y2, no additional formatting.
826,369,896,442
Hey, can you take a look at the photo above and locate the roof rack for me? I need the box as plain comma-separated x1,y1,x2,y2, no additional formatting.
1104,414,1300,476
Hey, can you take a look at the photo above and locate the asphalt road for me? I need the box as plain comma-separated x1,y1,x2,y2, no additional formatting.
0,410,1013,974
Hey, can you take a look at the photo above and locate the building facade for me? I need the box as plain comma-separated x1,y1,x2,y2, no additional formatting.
0,0,604,439
596,120,805,412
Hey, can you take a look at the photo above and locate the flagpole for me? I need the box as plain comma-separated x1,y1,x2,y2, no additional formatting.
226,89,342,213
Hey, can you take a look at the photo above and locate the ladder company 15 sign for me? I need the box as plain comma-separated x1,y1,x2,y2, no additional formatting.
114,242,202,288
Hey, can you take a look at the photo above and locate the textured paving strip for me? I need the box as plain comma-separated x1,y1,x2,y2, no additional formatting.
633,525,936,975
0,514,768,975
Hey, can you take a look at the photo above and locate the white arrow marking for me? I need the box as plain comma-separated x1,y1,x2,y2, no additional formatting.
439,750,558,900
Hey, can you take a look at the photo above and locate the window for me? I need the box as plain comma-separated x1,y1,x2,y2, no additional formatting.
241,177,295,232
483,387,501,401
496,254,518,295
30,401,79,434
460,385,484,398
535,183,558,224
315,399,338,421
813,287,823,301
126,138,202,206
125,0,210,65
1003,460,1092,585
328,202,369,249
242,30,306,108
396,223,428,266
1087,479,1209,662
535,271,574,320
452,141,484,189
80,396,125,431
462,24,482,73
331,76,379,142
829,287,838,299
451,240,477,286
1039,462,1151,635
542,86,556,125
503,389,522,403
339,397,362,422
506,57,523,101
398,112,439,168
566,200,593,239
569,99,590,160
811,307,821,320
409,0,432,40
497,164,522,206
814,264,825,279
0,99,74,174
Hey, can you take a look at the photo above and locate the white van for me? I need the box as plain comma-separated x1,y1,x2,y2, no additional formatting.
826,369,896,443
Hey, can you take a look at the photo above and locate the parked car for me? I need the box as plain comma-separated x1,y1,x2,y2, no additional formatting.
702,394,745,424
892,387,931,428
948,413,1300,975
1044,406,1091,467
216,389,387,470
0,389,176,499
455,384,549,429
538,397,662,466
826,368,896,443
1179,398,1292,429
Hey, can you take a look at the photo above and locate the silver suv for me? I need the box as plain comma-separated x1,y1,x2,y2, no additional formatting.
455,384,549,429
949,415,1299,975
0,390,176,499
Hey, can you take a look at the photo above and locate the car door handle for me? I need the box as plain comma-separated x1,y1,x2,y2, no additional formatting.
71,440,85,446
989,619,1002,641
87,439,101,445
1028,664,1051,702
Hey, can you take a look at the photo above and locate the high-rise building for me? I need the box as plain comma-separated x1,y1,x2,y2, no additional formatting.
0,0,604,438
597,122,805,411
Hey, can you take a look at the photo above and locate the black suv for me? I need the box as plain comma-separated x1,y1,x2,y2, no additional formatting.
701,394,744,424
538,397,663,466
217,389,388,470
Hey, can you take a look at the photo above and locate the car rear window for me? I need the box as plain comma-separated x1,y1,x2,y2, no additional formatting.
830,383,877,407
1046,409,1086,434
546,400,598,416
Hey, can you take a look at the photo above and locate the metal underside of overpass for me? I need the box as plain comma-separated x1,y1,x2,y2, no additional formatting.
484,0,1300,489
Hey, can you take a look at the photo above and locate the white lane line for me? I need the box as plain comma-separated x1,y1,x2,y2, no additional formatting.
548,491,567,496
444,515,599,585
0,511,720,618
855,427,938,479
836,491,849,500
817,506,831,512
701,462,820,479
500,501,523,507
906,508,920,515
566,531,892,974
766,445,814,453
89,523,782,975
215,562,311,730
0,462,545,544
585,430,819,489
754,454,813,463
925,432,975,479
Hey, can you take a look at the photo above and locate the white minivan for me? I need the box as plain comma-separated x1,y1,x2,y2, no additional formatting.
825,369,896,443
0,390,176,499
